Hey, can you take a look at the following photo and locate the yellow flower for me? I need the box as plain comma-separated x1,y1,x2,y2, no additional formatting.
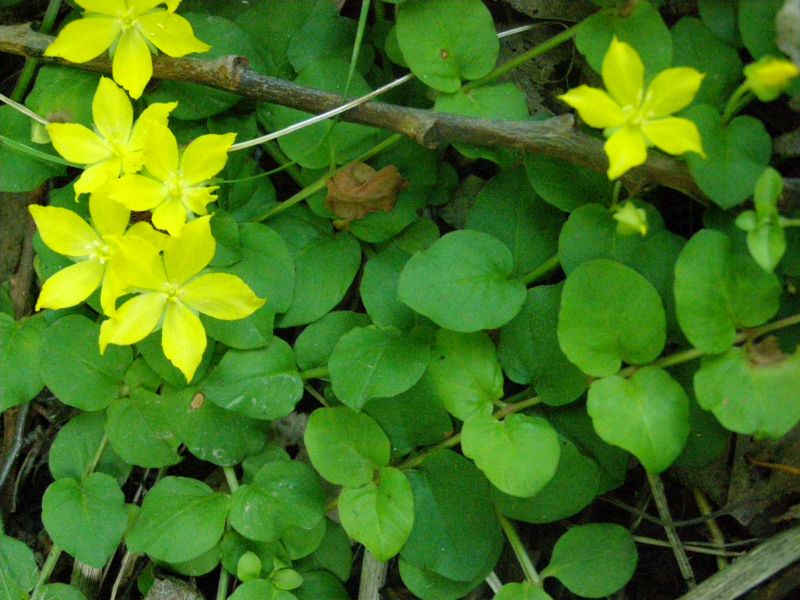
612,201,648,237
744,56,800,102
29,194,157,314
44,0,210,99
110,124,235,236
559,37,706,179
99,217,266,381
46,78,175,197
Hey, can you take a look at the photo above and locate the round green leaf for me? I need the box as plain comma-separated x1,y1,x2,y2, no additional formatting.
281,518,326,560
41,315,131,411
293,570,349,600
499,285,588,406
338,466,414,561
0,107,64,192
305,407,390,487
0,313,45,411
401,450,502,582
202,339,303,420
49,411,130,484
698,0,741,46
26,66,97,126
738,0,783,58
0,534,38,598
542,524,637,598
575,1,672,74
163,545,221,577
588,367,690,474
230,460,325,543
39,583,89,600
428,329,503,421
42,473,127,568
294,519,353,582
493,437,600,524
398,230,527,332
674,229,781,353
524,153,613,213
294,311,370,370
105,390,182,468
328,326,430,411
228,579,295,600
462,414,560,497
395,0,499,93
126,476,231,563
360,247,422,331
685,105,772,209
557,259,666,377
694,346,800,438
285,0,362,72
493,582,553,600
399,558,486,600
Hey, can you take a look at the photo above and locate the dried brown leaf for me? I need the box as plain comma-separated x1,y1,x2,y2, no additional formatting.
325,162,408,221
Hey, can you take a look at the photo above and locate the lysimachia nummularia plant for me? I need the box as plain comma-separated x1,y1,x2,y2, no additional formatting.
0,1,799,599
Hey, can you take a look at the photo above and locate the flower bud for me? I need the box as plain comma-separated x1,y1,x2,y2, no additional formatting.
744,56,800,101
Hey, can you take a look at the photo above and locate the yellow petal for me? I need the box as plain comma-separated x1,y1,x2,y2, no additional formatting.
76,0,124,12
744,56,800,101
129,0,165,12
93,77,133,144
112,235,166,290
36,260,104,310
602,37,644,108
125,222,170,250
110,174,166,211
642,67,704,118
604,126,647,180
180,133,236,184
182,273,266,319
44,17,120,62
29,205,100,257
182,186,217,215
112,29,152,99
642,117,705,158
100,266,128,315
162,301,206,382
136,10,211,57
558,85,626,129
163,216,214,282
151,197,189,237
90,193,130,238
75,159,121,196
99,292,166,351
129,101,177,150
143,123,179,181
46,123,110,165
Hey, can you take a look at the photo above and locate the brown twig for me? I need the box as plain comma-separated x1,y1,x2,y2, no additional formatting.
0,23,704,200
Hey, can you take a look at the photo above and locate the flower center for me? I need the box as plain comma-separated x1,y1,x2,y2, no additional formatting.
164,173,187,201
85,239,112,264
163,281,184,302
117,8,138,32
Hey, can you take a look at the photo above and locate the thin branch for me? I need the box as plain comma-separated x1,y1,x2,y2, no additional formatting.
0,23,704,199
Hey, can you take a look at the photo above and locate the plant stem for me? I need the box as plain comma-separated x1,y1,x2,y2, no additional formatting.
216,568,230,600
30,545,63,600
518,254,560,286
498,513,541,585
721,83,753,125
223,466,239,493
10,0,61,101
0,134,73,166
84,434,108,481
462,22,582,92
300,366,330,381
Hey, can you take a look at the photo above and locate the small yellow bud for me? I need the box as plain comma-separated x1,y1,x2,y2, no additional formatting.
613,201,648,237
744,56,800,102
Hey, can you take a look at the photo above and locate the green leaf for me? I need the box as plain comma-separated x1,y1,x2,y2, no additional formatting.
219,531,275,581
427,329,503,421
228,579,296,600
281,518,326,560
524,153,613,213
685,105,772,209
588,367,690,474
286,0,363,72
557,259,666,377
0,313,45,411
399,557,486,600
293,570,349,600
295,519,352,582
137,331,214,387
328,326,431,411
49,411,130,484
0,107,64,192
738,0,783,58
126,476,230,563
294,311,371,371
338,466,414,561
575,1,672,75
25,66,97,127
203,224,295,349
0,534,38,598
305,407,390,487
360,246,424,331
462,414,560,497
167,388,266,467
106,389,182,468
671,18,742,110
435,84,528,165
395,0,499,93
230,460,325,542
42,473,127,568
262,58,385,169
698,0,741,47
398,230,527,332
499,285,588,406
41,315,131,411
541,524,637,598
364,373,453,458
38,583,88,600
674,229,781,353
466,170,563,277
493,437,600,524
164,545,221,577
694,346,800,438
277,231,361,328
493,583,554,600
202,339,304,420
402,450,502,582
